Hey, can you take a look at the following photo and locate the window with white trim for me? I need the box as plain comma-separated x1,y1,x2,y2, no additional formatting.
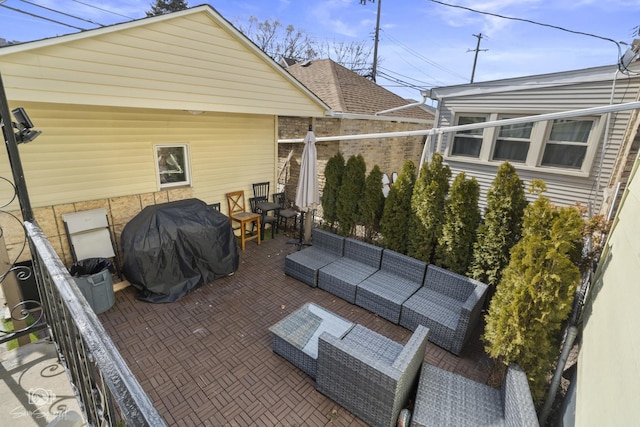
155,144,191,188
541,119,593,169
492,117,534,163
451,115,487,158
446,113,603,174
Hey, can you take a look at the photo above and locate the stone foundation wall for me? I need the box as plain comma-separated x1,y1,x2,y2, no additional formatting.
2,187,193,267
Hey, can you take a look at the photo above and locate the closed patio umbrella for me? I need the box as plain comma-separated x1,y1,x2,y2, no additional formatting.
295,127,319,243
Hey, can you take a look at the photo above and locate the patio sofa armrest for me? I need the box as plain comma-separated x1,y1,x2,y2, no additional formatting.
502,364,539,427
450,280,488,355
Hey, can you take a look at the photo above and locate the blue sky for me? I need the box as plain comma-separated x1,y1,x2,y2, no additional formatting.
1,0,639,100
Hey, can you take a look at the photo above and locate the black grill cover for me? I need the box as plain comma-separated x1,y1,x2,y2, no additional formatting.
121,198,238,303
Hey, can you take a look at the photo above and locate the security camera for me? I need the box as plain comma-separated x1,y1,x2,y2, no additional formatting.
11,107,35,129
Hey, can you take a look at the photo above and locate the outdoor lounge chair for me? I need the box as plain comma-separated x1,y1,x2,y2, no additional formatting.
316,324,429,427
399,264,488,355
317,238,383,303
410,363,539,427
284,228,344,287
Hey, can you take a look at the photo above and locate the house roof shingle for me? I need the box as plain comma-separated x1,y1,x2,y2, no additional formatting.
286,59,433,121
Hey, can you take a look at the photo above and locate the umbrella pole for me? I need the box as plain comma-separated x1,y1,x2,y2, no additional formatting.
287,210,311,251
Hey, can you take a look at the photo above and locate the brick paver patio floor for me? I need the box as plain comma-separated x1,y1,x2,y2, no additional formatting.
99,233,494,426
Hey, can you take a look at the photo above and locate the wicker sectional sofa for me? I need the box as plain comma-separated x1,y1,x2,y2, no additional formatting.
285,229,488,356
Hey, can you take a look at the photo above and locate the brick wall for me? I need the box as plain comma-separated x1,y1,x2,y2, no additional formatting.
279,116,430,217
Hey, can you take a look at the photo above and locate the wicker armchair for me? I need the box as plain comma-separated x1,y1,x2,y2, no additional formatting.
317,324,429,427
284,228,344,287
318,238,383,303
355,250,427,323
410,363,539,427
399,264,488,355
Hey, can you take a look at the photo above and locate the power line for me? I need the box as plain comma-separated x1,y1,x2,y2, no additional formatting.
71,0,135,20
0,3,86,31
378,66,441,88
381,29,469,81
427,0,621,49
19,0,104,27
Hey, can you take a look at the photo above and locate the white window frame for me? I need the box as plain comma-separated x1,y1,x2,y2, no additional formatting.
445,112,605,176
155,143,191,188
490,115,534,164
538,118,597,170
449,114,489,159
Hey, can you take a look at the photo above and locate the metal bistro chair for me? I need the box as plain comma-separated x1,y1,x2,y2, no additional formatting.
252,181,270,201
249,196,277,239
225,191,261,250
272,192,298,232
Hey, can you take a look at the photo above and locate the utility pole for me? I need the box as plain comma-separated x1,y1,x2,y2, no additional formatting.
360,0,381,82
468,33,488,83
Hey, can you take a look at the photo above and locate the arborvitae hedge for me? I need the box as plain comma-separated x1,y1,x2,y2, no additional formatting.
435,172,480,275
483,181,583,404
321,152,345,229
380,160,416,253
469,162,527,290
361,165,385,242
408,153,451,263
336,154,366,236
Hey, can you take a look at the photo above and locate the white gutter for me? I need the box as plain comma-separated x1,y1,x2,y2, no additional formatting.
325,111,433,125
374,90,429,116
279,101,640,148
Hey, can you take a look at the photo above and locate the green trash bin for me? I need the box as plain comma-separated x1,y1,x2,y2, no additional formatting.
69,258,115,314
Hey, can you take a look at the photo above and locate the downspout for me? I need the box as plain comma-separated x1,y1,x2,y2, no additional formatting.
419,90,442,170
539,325,579,426
592,69,620,216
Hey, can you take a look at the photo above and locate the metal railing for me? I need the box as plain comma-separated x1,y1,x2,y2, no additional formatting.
24,220,166,427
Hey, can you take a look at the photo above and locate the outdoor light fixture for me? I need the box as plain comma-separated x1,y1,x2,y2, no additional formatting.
11,106,41,144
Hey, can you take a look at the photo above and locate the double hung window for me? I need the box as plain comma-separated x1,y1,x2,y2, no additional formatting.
451,115,487,158
541,119,593,169
492,118,533,163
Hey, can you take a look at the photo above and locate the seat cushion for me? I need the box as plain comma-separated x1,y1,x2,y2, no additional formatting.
403,288,462,330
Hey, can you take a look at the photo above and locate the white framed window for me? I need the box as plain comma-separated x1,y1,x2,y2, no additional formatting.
445,112,603,175
450,115,487,158
155,144,191,188
492,117,534,163
541,119,593,169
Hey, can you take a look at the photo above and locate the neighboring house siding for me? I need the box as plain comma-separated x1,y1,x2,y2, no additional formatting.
0,13,325,117
575,151,640,425
436,78,640,213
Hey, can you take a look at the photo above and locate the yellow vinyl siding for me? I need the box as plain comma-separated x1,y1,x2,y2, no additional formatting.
576,152,640,425
2,102,276,212
0,10,326,117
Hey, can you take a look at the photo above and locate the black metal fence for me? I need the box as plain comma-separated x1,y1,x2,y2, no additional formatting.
23,220,166,426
